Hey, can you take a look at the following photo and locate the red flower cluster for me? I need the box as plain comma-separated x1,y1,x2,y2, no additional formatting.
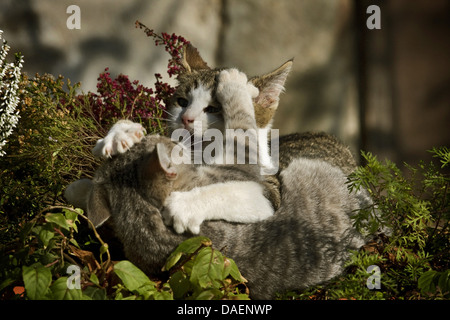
81,68,161,126
135,20,190,77
68,23,190,132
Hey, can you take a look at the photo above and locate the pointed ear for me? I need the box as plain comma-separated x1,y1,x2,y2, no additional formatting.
181,44,210,73
250,59,293,128
87,184,111,228
156,143,178,180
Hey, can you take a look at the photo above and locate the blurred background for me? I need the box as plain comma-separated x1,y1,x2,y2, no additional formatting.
1,0,449,167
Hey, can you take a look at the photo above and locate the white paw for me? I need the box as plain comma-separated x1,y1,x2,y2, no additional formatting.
162,192,203,234
218,68,247,86
92,120,146,158
217,69,259,99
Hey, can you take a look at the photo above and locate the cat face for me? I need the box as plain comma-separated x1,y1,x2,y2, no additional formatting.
168,69,225,135
167,44,293,136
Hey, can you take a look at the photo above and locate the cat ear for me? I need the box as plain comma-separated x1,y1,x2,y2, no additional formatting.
181,44,210,73
250,59,293,128
87,184,111,228
156,143,178,180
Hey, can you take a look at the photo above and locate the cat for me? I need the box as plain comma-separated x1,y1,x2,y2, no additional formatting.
92,44,292,172
68,44,292,230
87,133,370,299
162,67,282,233
168,44,292,176
89,133,274,233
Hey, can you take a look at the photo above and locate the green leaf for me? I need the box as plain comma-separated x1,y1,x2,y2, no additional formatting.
49,277,86,300
0,278,17,293
45,213,71,231
139,282,158,300
114,260,156,296
83,286,107,300
69,238,80,248
22,263,52,300
169,271,191,299
183,259,195,275
52,148,61,158
418,270,438,294
228,293,251,300
437,270,450,294
152,290,174,300
38,225,54,248
163,236,211,271
19,221,35,243
179,236,212,254
89,273,99,286
190,247,224,289
114,291,124,300
195,288,222,300
226,258,247,283
63,209,80,232
163,252,183,271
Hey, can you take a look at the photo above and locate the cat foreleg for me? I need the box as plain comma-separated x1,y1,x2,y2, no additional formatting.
162,181,274,234
92,120,146,158
216,69,259,130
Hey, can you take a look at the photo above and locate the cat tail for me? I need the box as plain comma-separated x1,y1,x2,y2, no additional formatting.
64,178,93,212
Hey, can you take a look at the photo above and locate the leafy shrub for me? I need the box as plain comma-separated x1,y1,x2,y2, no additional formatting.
0,207,248,300
163,237,249,300
0,73,101,243
0,22,181,242
280,148,449,300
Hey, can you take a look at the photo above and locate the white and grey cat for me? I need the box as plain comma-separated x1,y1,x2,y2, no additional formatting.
67,45,291,233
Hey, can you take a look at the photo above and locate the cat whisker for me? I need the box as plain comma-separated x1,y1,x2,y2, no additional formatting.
188,138,208,149
177,131,196,147
207,119,220,127
148,117,169,122
160,108,176,118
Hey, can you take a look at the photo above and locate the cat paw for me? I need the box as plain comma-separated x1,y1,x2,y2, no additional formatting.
217,69,259,99
92,120,146,158
162,192,203,234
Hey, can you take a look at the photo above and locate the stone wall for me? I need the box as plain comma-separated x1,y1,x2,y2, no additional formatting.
1,0,449,165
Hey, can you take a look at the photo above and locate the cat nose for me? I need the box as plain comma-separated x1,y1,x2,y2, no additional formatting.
182,116,195,127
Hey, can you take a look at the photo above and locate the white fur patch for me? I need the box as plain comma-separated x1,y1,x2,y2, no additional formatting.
162,181,274,234
169,84,225,134
188,85,213,116
92,120,146,158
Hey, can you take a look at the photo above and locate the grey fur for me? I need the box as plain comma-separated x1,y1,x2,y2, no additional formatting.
277,132,357,175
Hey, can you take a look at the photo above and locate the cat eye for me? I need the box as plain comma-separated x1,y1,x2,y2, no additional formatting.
177,97,189,108
204,105,221,113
